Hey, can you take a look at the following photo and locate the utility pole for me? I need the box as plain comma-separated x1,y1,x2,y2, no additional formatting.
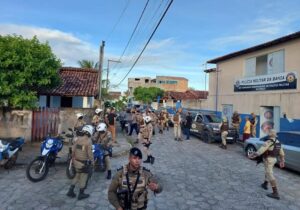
106,59,121,89
98,41,105,103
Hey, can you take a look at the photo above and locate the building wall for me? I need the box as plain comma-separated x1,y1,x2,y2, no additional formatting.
156,76,188,92
73,96,83,108
205,38,300,133
0,108,95,142
128,77,154,96
0,109,32,142
128,76,188,96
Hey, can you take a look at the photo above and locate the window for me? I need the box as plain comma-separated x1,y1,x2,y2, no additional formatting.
245,50,284,77
196,115,203,123
145,79,149,83
166,80,178,84
61,97,72,107
158,80,166,84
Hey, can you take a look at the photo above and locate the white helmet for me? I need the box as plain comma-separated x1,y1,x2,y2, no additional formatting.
96,123,107,132
144,116,152,123
95,108,103,114
76,113,84,119
82,125,94,136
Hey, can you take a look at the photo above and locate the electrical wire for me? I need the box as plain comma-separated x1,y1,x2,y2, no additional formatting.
110,0,165,75
105,0,131,41
114,0,174,87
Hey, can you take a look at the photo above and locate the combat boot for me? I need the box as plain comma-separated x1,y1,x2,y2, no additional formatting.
261,181,268,190
267,181,280,200
78,188,89,200
107,170,112,180
143,156,151,163
66,185,76,198
150,155,155,164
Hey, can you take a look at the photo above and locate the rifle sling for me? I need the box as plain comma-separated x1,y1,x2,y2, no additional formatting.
126,171,140,208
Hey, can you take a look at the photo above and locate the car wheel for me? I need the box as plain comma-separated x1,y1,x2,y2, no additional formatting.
246,145,257,158
203,132,213,144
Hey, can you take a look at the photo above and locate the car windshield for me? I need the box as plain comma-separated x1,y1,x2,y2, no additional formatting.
205,115,221,123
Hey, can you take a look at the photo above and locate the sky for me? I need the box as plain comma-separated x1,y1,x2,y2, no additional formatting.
1,0,300,92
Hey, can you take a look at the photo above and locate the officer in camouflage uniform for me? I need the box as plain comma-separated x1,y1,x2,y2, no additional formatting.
66,125,94,200
92,108,103,126
250,129,285,200
108,147,162,210
140,116,154,164
74,113,86,131
95,122,113,179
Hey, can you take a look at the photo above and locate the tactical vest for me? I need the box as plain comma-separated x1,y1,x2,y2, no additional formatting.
221,122,229,132
266,139,282,157
173,114,179,122
232,115,240,124
119,165,148,210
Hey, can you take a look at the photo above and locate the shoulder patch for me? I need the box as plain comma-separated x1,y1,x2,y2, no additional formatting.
117,166,123,171
142,167,150,172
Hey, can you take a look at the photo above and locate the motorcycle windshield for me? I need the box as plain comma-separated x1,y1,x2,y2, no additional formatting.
0,140,8,152
41,148,51,156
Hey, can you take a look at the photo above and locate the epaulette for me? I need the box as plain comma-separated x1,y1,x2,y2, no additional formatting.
117,166,123,171
142,167,150,172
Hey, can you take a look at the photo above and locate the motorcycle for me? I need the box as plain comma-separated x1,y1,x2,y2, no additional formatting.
26,134,64,182
0,137,25,169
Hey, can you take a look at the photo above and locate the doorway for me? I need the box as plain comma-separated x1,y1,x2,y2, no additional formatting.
259,106,280,137
222,104,233,125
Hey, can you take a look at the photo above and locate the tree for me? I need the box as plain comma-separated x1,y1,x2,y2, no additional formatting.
133,87,164,104
112,96,128,111
78,60,97,69
0,35,62,109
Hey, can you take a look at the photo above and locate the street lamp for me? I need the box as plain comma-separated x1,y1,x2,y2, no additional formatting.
106,59,121,89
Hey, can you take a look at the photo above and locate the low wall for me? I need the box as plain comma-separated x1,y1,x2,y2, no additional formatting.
0,108,96,142
0,109,32,142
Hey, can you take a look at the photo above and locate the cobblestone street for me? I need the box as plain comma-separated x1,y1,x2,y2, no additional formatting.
0,128,300,210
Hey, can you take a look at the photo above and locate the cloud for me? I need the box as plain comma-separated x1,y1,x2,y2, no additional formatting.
0,24,204,91
0,23,98,66
210,16,299,50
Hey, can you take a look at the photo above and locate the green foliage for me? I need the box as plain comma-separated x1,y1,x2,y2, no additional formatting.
112,96,128,111
0,35,62,108
78,60,97,69
133,87,164,104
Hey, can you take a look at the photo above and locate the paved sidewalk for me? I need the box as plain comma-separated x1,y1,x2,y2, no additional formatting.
0,128,299,210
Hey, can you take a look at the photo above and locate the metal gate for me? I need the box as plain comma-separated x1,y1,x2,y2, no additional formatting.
31,108,60,141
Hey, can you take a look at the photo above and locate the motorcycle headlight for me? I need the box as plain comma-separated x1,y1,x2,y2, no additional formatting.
213,127,220,131
45,139,54,149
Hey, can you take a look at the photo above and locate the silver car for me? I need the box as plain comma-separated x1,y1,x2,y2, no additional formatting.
244,131,300,173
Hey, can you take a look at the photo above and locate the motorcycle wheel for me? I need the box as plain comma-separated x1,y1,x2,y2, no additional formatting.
4,152,18,169
26,157,49,182
66,159,76,179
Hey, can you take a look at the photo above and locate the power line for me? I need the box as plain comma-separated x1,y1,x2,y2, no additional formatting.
105,0,131,41
110,0,165,74
114,0,174,87
117,0,150,62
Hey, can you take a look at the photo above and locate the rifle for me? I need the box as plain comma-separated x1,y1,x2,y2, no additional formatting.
254,139,277,165
117,189,130,210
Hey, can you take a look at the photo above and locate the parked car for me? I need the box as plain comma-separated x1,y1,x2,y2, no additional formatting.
188,111,238,143
244,131,300,173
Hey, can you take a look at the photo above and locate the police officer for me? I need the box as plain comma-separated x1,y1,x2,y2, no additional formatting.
95,122,113,179
66,125,94,200
219,117,229,149
249,129,285,200
140,116,154,164
74,113,86,131
92,108,103,126
108,147,162,210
